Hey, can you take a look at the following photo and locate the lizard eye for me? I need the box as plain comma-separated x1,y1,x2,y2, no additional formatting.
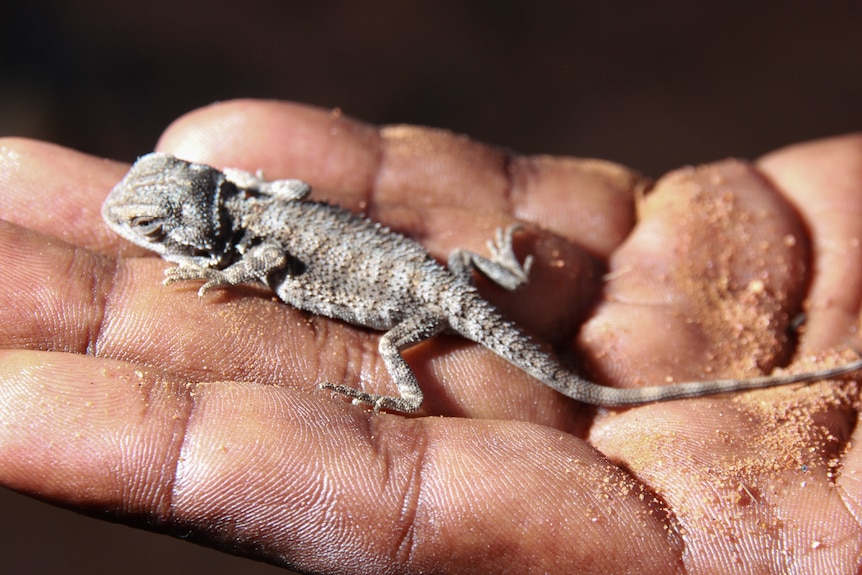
129,216,164,240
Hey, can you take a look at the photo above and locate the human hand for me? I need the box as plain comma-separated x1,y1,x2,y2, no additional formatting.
1,100,861,574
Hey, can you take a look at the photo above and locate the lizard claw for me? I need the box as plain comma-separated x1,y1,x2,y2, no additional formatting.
163,265,228,297
197,278,225,297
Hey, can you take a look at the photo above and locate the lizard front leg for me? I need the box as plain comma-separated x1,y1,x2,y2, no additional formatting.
163,240,288,297
222,167,312,201
320,313,447,412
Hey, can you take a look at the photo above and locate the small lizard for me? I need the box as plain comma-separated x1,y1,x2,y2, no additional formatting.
102,152,862,412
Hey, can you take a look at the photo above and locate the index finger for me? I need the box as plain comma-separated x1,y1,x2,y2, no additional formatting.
156,99,641,259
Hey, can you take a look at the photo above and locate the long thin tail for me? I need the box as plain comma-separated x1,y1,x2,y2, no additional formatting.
451,297,862,406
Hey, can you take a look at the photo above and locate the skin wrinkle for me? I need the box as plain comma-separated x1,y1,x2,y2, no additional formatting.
605,451,684,548
837,484,862,535
89,246,120,358
2,222,107,355
367,417,427,566
174,394,278,563
499,150,517,215
149,374,192,524
356,332,393,402
356,117,385,219
52,245,88,346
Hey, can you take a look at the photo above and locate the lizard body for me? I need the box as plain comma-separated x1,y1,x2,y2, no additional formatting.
102,152,862,412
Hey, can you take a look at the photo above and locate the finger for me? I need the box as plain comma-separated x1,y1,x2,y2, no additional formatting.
157,100,633,336
758,133,862,352
760,135,862,553
156,100,641,257
0,138,131,254
163,101,630,342
153,100,648,395
0,350,684,574
579,159,810,385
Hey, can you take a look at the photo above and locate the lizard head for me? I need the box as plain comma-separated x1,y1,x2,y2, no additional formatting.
102,152,232,266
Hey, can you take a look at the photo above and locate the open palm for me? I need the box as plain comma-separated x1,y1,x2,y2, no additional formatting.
2,100,862,574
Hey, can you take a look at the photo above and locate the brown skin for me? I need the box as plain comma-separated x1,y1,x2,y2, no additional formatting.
1,100,862,574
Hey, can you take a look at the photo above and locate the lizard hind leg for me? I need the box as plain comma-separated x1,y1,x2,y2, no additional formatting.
447,224,533,291
319,314,447,413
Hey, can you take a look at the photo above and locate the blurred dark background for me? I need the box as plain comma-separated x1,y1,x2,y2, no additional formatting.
1,1,860,573
5,1,861,177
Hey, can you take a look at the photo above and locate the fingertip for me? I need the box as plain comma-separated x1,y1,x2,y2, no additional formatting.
757,133,862,352
509,155,642,257
758,132,862,171
156,99,381,200
0,351,188,516
581,159,809,383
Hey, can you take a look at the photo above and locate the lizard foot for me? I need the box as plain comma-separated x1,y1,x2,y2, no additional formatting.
446,224,533,291
164,265,229,297
485,224,534,287
318,382,421,413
